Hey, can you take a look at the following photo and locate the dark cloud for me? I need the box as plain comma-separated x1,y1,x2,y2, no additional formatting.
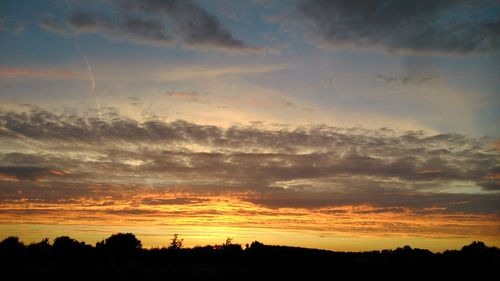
68,11,112,32
54,0,257,51
141,197,208,205
67,11,172,47
122,0,256,50
0,108,499,213
296,0,500,54
246,189,500,213
479,179,500,190
120,17,172,46
0,166,53,181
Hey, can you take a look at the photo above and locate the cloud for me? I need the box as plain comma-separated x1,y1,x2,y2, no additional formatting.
0,166,67,181
0,65,81,79
0,108,498,215
155,64,289,82
51,0,258,52
163,89,302,110
0,17,28,35
374,75,399,84
38,17,69,36
375,74,435,85
68,11,112,32
67,11,172,47
122,0,259,51
141,197,208,205
165,91,210,104
1,108,499,241
119,17,172,46
12,21,27,34
296,0,500,54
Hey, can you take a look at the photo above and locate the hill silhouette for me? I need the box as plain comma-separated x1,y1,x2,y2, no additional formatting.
1,233,499,280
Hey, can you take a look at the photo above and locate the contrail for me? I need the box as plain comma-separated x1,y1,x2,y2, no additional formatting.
75,36,102,118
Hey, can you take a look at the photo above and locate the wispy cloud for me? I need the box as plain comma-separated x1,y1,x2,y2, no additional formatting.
155,64,289,82
0,16,27,35
165,91,210,104
374,74,435,85
164,88,305,111
38,17,68,36
0,66,81,80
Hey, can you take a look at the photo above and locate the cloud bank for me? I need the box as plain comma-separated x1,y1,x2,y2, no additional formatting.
0,108,498,213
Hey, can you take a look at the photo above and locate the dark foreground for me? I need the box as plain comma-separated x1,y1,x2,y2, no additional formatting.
1,233,499,280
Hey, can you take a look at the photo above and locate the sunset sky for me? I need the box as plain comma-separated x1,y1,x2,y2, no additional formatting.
0,0,499,251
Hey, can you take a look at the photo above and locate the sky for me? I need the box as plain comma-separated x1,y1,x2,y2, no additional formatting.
0,0,499,251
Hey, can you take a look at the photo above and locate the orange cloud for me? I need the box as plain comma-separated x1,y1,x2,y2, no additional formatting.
0,174,19,182
417,169,442,174
483,173,500,180
492,140,500,151
0,194,499,251
47,169,70,176
0,65,80,79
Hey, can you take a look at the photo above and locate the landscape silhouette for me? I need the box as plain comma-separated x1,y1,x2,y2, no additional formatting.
1,233,499,280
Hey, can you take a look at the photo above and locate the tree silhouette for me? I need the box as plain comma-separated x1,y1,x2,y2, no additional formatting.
168,234,183,250
224,237,233,247
53,236,90,262
462,241,486,253
0,236,25,253
1,235,498,280
53,236,87,251
96,232,141,260
0,236,25,261
25,238,52,264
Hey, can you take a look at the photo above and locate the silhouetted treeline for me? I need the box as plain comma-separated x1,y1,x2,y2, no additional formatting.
1,233,499,280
